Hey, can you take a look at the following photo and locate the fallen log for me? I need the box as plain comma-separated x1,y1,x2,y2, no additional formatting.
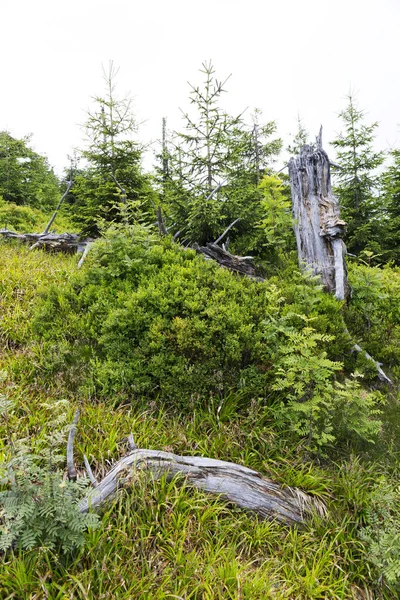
194,242,265,280
78,445,326,525
0,229,87,253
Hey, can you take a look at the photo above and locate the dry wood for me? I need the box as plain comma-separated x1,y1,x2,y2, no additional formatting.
83,454,98,487
157,205,168,236
214,218,240,245
79,447,326,525
289,128,348,300
67,410,80,481
0,229,88,254
194,242,264,280
42,169,74,234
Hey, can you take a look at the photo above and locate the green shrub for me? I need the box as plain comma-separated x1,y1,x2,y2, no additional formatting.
346,262,400,376
30,226,383,450
0,196,74,233
360,481,400,588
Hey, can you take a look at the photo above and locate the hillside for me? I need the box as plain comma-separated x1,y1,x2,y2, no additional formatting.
1,233,400,599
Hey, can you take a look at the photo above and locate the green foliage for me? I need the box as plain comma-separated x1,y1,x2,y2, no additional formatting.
272,323,382,449
255,175,294,259
32,228,381,450
380,148,400,264
159,63,282,249
0,394,98,553
0,131,60,210
0,196,73,233
346,261,400,375
287,114,309,155
2,244,400,597
360,481,400,588
69,63,155,235
331,94,385,255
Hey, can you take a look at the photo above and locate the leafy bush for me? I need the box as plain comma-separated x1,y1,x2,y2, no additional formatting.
346,262,400,378
31,226,382,450
360,481,400,588
0,196,74,233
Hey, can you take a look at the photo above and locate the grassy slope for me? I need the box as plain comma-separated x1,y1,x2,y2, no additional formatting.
0,243,397,599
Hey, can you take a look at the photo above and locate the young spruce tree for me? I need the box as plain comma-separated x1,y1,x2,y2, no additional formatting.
161,62,282,249
380,148,400,263
331,94,385,255
71,63,154,235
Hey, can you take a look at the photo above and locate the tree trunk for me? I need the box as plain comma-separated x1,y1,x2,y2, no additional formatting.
289,129,348,300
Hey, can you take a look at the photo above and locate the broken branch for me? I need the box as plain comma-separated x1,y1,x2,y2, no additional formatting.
67,409,80,481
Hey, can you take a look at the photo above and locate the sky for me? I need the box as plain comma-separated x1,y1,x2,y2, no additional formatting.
1,0,399,175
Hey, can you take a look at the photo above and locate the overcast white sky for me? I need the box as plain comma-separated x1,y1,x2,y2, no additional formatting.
1,0,399,175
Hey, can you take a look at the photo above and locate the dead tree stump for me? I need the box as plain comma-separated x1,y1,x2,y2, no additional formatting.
288,129,348,300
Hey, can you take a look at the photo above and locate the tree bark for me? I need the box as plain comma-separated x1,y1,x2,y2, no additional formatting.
289,129,348,300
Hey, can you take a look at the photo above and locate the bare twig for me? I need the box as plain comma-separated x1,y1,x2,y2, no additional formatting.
127,433,137,451
42,168,74,235
67,409,80,481
214,218,240,245
77,242,92,269
110,174,127,204
83,454,98,487
352,344,392,385
205,177,228,201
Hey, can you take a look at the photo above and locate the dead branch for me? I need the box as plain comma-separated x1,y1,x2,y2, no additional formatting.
79,445,327,525
214,218,240,245
67,410,80,481
83,455,99,487
205,177,228,201
77,242,92,268
43,168,74,235
110,174,127,204
0,229,90,256
352,344,392,385
157,206,168,236
194,242,264,280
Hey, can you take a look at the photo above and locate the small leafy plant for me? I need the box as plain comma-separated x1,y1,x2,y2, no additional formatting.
0,391,98,554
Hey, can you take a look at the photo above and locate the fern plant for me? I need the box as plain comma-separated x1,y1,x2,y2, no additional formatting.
0,392,98,553
359,482,400,588
271,319,382,450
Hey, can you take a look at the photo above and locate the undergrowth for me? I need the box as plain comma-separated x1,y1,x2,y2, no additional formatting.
1,239,400,598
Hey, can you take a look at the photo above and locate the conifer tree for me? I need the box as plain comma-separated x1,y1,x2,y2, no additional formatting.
162,62,282,248
331,94,385,255
0,131,59,210
71,63,154,235
287,114,309,155
380,149,400,263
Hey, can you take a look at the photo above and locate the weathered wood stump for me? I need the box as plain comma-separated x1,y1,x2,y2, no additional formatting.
289,129,348,300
